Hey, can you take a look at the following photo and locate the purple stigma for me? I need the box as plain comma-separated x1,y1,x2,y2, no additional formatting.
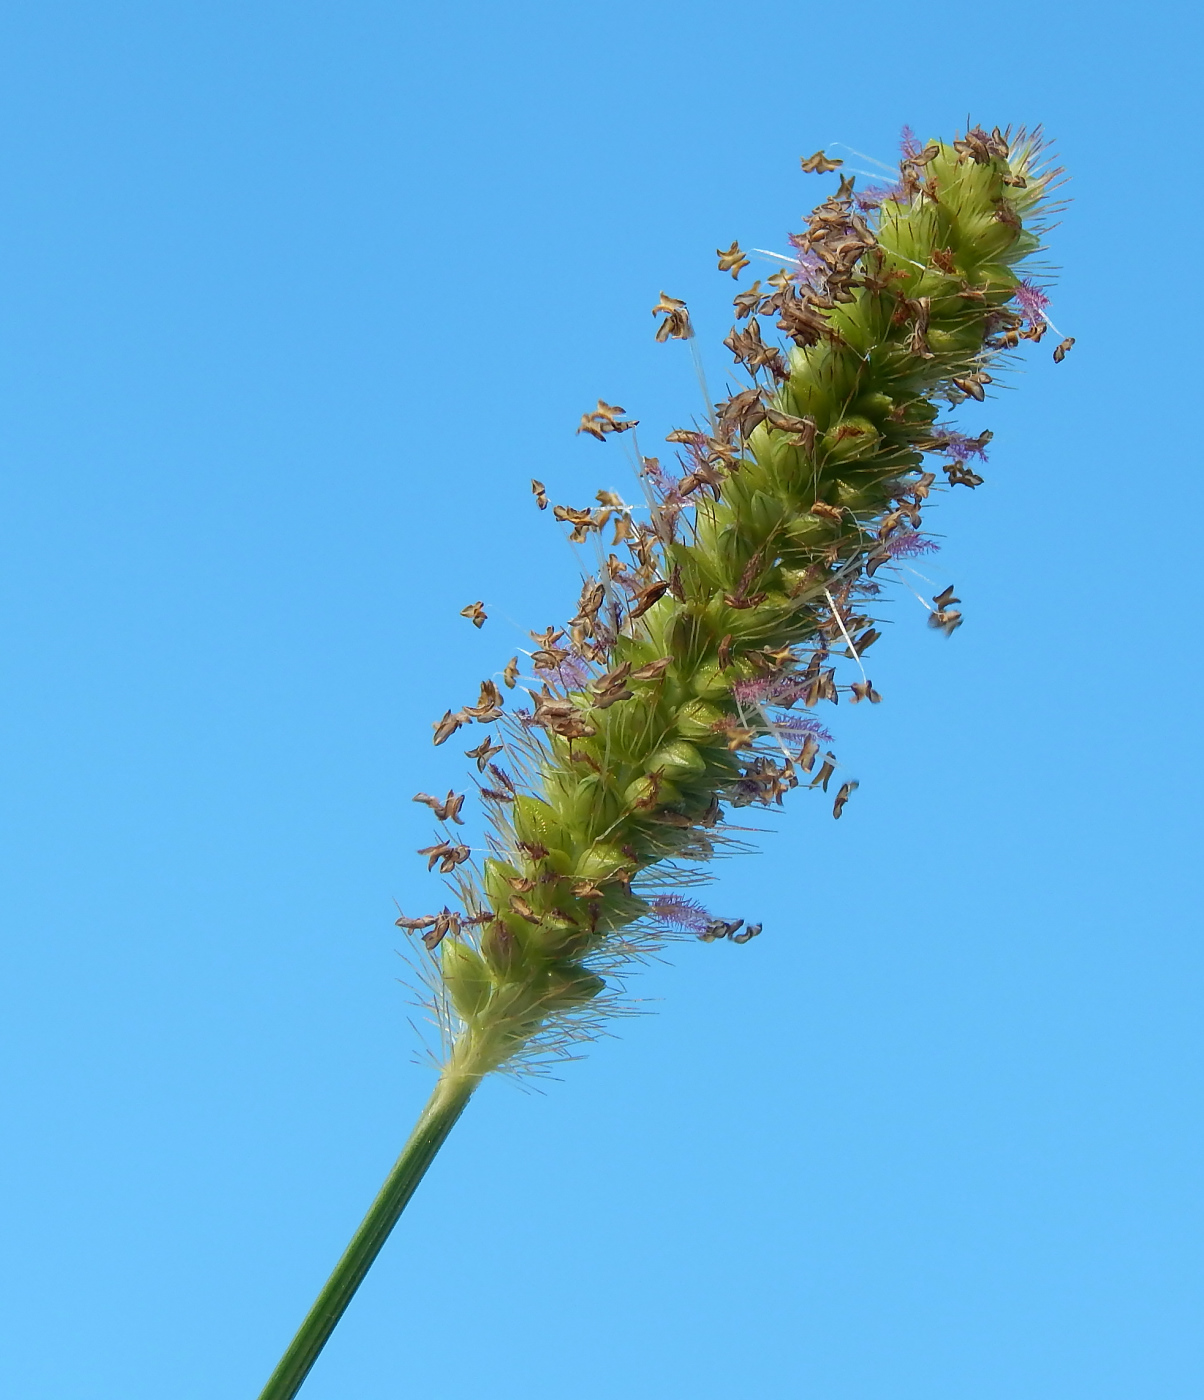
732,677,776,705
766,674,811,706
1012,278,1050,326
855,181,905,212
648,894,714,934
937,431,989,463
643,456,686,504
886,530,941,559
771,713,834,743
787,234,828,290
732,673,817,708
683,434,711,475
555,656,591,690
900,125,920,159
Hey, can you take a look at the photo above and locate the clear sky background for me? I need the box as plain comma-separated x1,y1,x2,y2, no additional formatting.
1,2,1201,1397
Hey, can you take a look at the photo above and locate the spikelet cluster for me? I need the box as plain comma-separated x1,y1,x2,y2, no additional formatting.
400,126,1067,1080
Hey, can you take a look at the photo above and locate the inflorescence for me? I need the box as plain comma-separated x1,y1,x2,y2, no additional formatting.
397,125,1068,1079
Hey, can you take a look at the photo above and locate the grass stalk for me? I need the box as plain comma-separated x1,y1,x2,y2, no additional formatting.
256,1065,477,1400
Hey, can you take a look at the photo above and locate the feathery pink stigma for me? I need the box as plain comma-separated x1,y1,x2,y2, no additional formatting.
773,714,834,743
683,435,711,474
938,432,989,463
643,456,686,504
854,182,906,212
732,677,776,705
733,674,817,708
766,674,810,706
555,656,591,690
1012,279,1050,326
900,125,920,158
886,530,941,558
648,894,714,934
787,234,828,290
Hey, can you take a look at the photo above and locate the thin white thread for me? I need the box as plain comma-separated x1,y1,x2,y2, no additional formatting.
756,701,797,766
828,142,898,176
883,566,936,612
823,588,868,683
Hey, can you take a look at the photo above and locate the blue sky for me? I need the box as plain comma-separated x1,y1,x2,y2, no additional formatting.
1,2,1202,1397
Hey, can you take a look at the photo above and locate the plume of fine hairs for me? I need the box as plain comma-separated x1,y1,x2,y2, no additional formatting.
258,125,1069,1399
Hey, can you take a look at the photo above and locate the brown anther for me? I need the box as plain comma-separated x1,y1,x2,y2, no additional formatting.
464,736,503,770
417,841,472,873
850,680,882,704
628,580,670,620
832,781,858,819
716,241,750,279
394,912,437,933
809,753,836,791
463,680,504,721
810,500,844,524
412,790,466,823
423,908,461,951
432,709,468,746
652,291,693,341
630,656,673,681
800,150,842,173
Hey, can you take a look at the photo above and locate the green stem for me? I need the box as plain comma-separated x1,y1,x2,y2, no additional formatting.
256,1068,478,1400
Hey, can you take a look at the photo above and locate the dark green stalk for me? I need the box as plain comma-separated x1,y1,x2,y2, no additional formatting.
256,1071,477,1400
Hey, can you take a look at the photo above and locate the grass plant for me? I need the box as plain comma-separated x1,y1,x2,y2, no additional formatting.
256,124,1068,1399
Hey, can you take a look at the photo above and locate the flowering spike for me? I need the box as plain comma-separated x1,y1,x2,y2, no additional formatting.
420,126,1068,1080
258,128,1071,1399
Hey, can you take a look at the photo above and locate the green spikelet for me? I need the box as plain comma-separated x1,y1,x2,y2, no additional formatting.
409,125,1067,1081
